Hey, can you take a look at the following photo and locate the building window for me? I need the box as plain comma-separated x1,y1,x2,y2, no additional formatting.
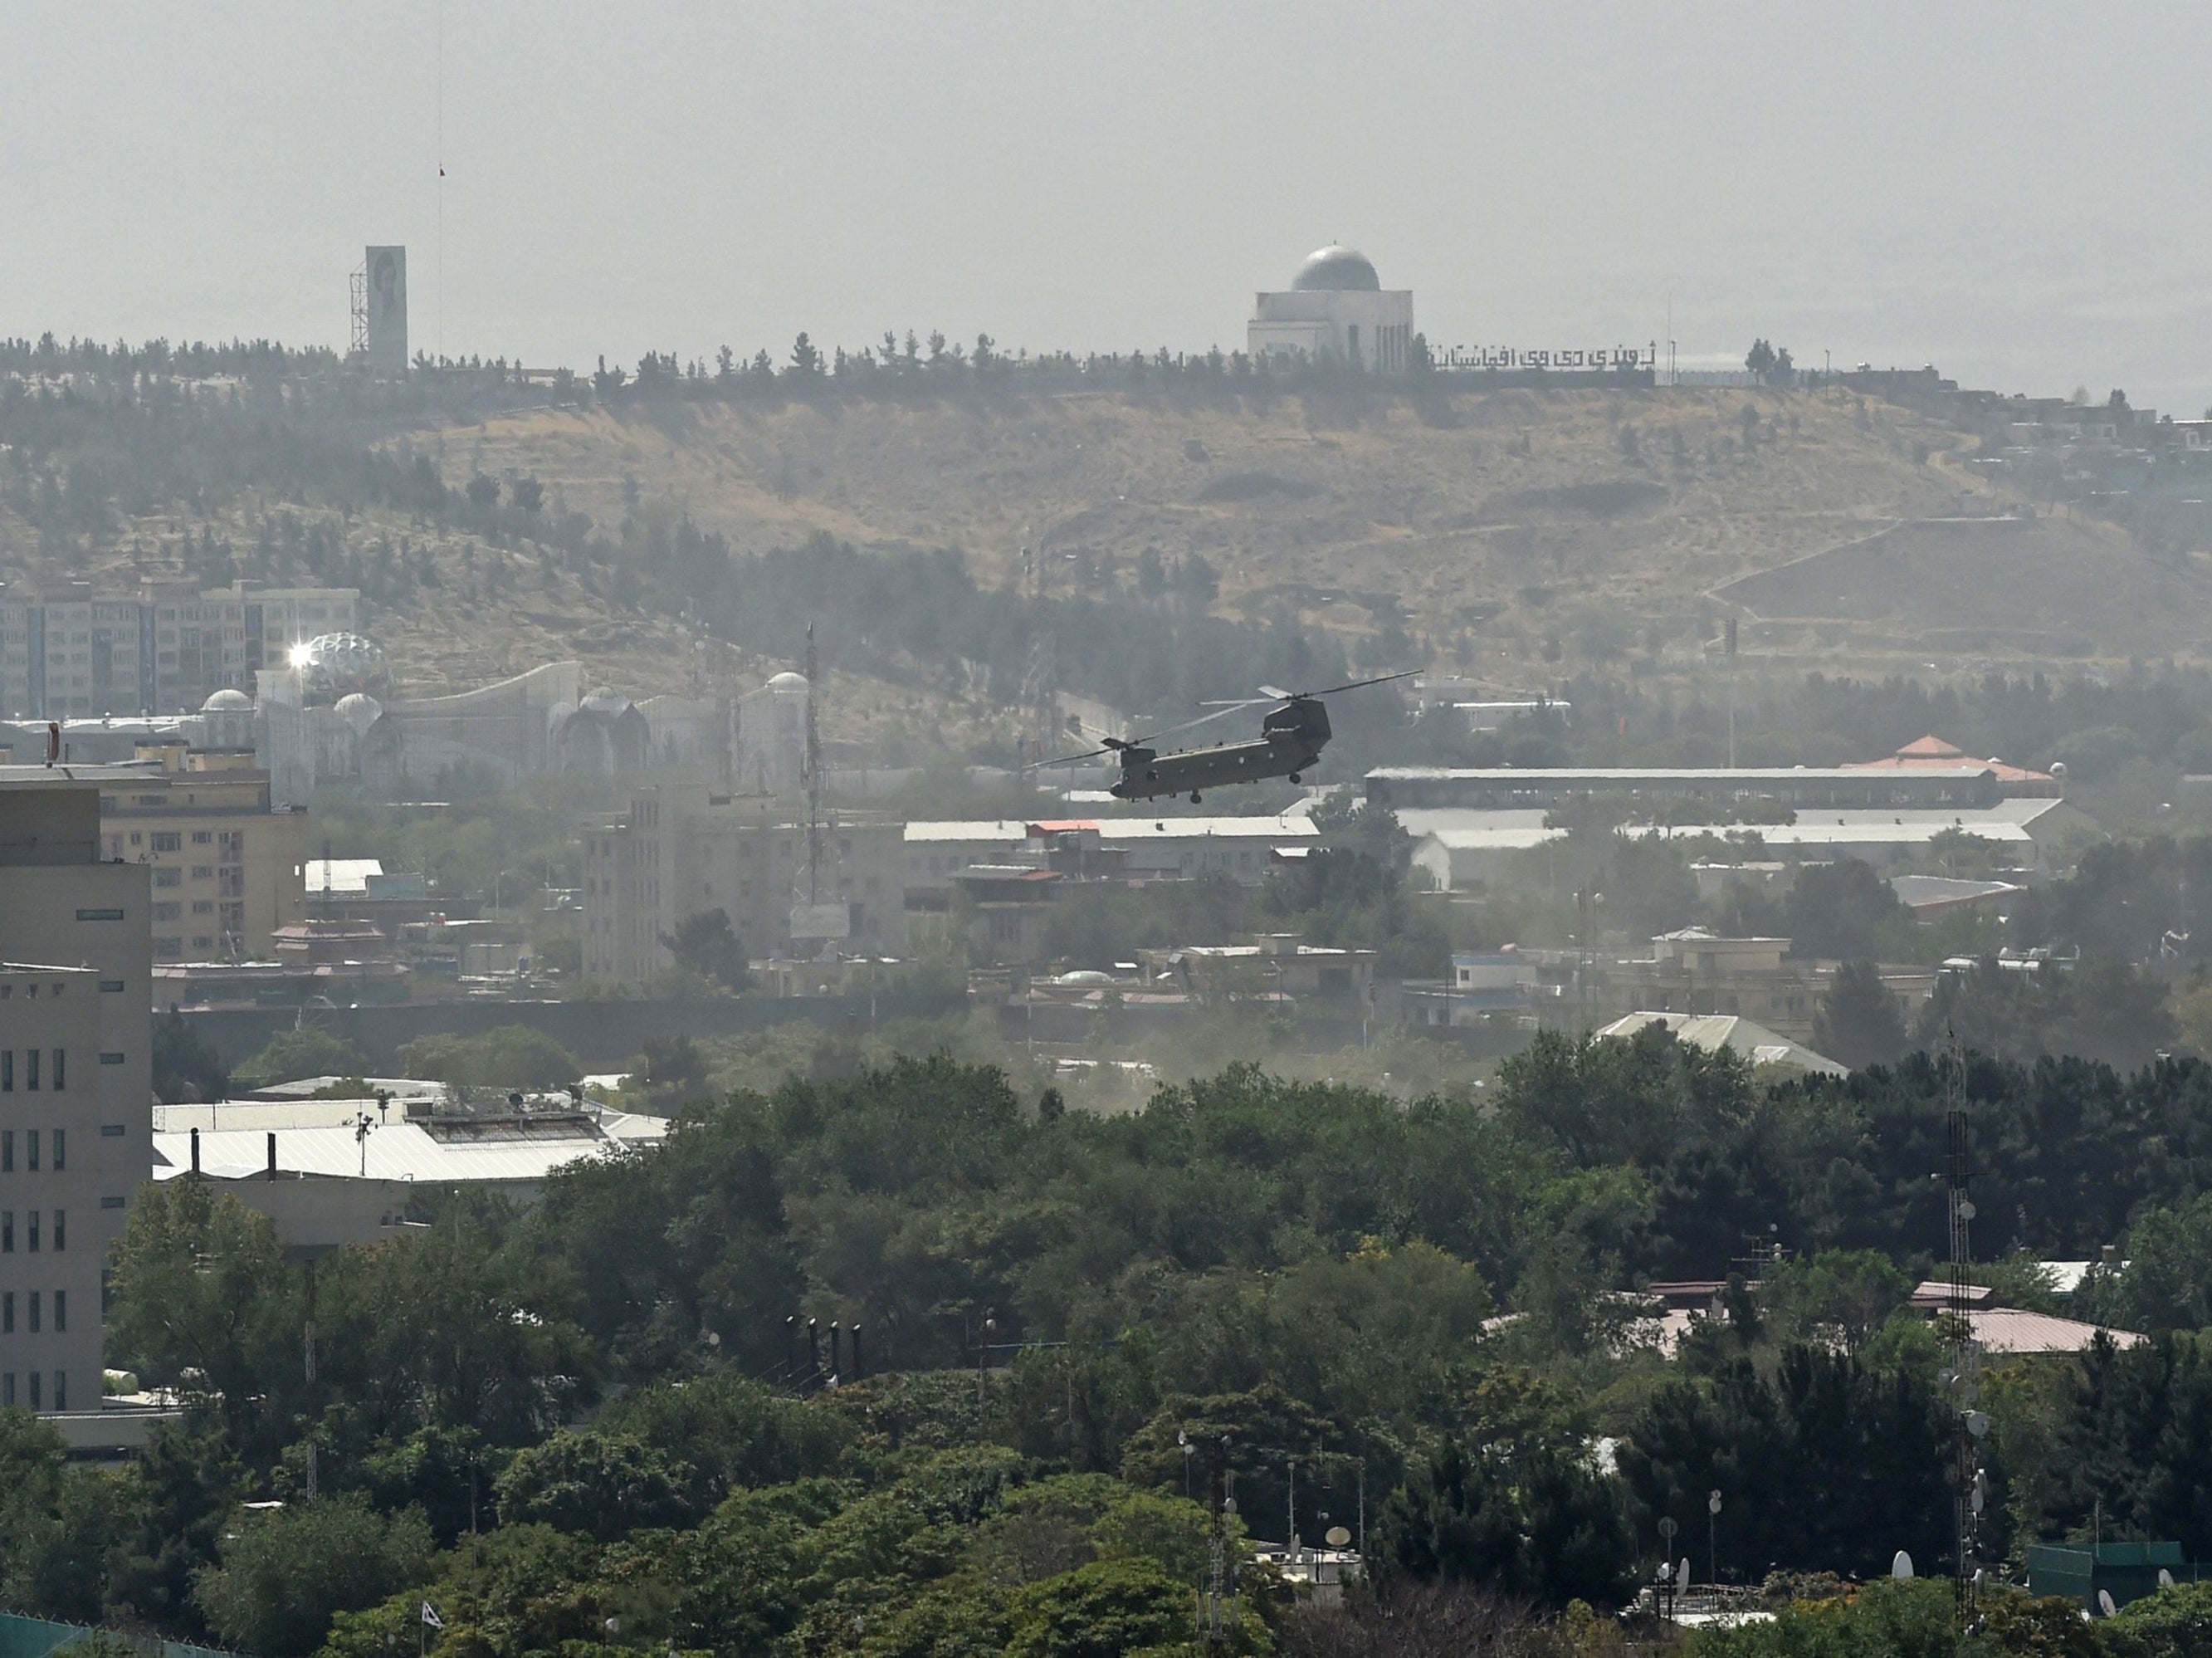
26,1212,37,1253
74,907,125,921
51,1053,62,1093
0,1296,9,1334
1,1374,11,1406
153,869,181,888
0,1213,8,1251
100,1195,125,1210
27,1292,37,1333
24,1131,35,1170
1,1052,9,1093
27,1372,39,1411
100,1054,124,1067
52,1291,63,1332
22,1053,34,1093
99,980,124,993
51,1132,61,1170
52,1372,64,1412
151,833,182,853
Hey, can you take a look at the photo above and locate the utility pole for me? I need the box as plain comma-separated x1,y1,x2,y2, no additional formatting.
803,624,823,907
1724,616,1738,769
1944,1039,1986,1630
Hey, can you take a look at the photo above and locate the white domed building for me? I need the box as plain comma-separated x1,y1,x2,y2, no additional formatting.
736,670,809,796
199,687,258,751
1248,244,1415,372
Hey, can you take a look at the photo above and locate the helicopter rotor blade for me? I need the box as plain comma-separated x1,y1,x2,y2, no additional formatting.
1124,701,1261,747
1023,744,1114,770
1267,669,1419,702
1257,683,1294,702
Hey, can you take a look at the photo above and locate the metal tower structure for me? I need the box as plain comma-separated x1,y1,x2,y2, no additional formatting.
348,262,370,360
1018,543,1059,769
1944,1057,1987,1626
803,623,823,905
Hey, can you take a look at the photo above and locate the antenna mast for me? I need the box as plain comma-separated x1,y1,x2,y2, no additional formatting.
1944,1034,1985,1627
803,623,823,905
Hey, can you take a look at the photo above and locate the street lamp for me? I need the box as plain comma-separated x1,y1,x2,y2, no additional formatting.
1708,1489,1723,1587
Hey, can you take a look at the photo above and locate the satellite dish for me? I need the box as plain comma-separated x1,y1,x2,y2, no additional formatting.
1892,1551,1915,1580
1326,1526,1351,1548
2161,1568,2177,1588
1708,1490,1723,1515
2098,1590,2118,1617
1677,1558,1691,1592
1658,1517,1679,1541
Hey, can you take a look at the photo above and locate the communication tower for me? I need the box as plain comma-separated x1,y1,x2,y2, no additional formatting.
348,261,370,362
803,623,823,906
1942,1040,1986,1626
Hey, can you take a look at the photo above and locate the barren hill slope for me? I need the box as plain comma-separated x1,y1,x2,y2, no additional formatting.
444,384,2212,679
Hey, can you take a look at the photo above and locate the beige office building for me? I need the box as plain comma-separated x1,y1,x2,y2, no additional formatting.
95,757,307,961
583,783,906,986
0,771,154,1414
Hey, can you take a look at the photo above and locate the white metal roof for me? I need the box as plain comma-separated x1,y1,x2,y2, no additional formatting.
1595,1011,1848,1076
305,858,385,894
151,1113,666,1186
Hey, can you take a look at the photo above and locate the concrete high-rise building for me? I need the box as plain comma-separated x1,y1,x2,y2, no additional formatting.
0,770,154,1416
93,756,308,961
0,583,359,720
582,782,906,987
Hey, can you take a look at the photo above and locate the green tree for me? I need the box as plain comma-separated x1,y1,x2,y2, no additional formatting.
661,907,751,991
1785,859,1908,961
191,1493,432,1658
1812,961,1909,1070
152,1008,228,1103
393,1025,580,1089
106,1183,303,1454
493,1431,701,1541
1008,1557,1193,1658
231,1025,368,1089
1375,1439,1637,1608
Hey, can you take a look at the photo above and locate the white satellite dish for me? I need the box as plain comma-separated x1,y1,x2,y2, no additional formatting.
2161,1568,2177,1589
1892,1550,1914,1580
2098,1589,2118,1617
1677,1558,1691,1592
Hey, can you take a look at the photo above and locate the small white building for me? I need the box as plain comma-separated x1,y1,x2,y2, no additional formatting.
1248,246,1415,373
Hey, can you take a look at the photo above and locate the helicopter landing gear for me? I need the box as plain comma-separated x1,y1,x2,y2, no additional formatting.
1189,791,1203,805
1288,771,1301,784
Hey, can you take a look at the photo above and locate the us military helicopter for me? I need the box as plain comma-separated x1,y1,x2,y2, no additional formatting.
1039,672,1414,803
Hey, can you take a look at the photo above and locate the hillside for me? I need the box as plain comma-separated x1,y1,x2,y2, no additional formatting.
9,374,2212,764
441,384,2212,682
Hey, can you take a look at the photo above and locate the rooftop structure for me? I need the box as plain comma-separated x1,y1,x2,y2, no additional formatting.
1594,1011,1847,1075
1841,734,2059,795
1370,765,2004,812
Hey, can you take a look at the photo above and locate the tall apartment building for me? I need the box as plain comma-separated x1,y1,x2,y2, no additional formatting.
0,583,359,719
0,770,154,1415
95,756,307,961
582,783,906,987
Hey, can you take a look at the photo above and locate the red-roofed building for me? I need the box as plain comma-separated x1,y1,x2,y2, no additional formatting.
1843,735,2059,796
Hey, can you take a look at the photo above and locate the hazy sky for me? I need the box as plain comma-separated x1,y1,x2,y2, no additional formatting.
7,2,2211,409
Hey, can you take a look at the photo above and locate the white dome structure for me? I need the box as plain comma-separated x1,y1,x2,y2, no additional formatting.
202,687,253,713
1249,243,1414,373
333,692,383,736
767,669,808,690
1291,244,1383,292
294,632,392,704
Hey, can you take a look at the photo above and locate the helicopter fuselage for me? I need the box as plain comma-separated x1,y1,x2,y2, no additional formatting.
1108,698,1332,801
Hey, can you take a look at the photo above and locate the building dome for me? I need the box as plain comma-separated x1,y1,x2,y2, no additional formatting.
333,692,383,736
766,670,808,691
294,632,392,704
1291,245,1381,292
202,687,253,713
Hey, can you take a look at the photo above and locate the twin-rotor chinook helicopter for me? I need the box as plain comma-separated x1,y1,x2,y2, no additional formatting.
1038,671,1414,803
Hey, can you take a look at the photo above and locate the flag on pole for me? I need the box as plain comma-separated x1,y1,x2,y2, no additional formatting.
422,1603,444,1631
